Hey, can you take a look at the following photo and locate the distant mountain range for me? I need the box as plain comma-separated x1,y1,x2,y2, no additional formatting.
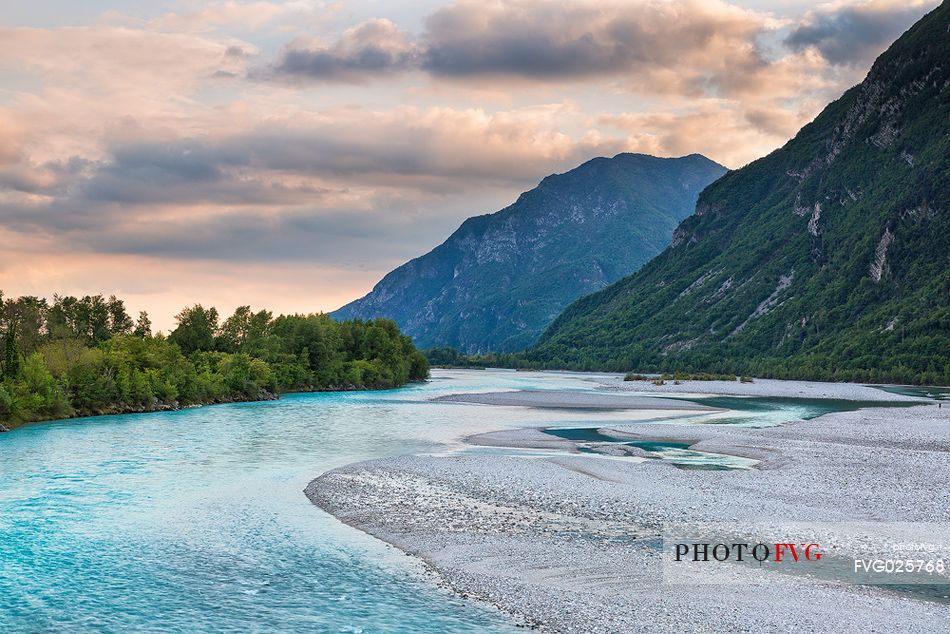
532,3,949,384
332,153,726,353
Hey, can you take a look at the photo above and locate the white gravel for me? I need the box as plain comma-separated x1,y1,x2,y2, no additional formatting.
602,376,928,401
434,390,718,410
308,400,950,632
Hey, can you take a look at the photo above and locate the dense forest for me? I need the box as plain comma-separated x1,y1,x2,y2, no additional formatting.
423,341,947,385
0,292,428,430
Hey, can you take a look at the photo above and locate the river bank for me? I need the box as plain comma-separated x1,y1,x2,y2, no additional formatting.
0,389,280,432
0,380,431,433
603,375,934,400
307,380,949,632
1,375,544,633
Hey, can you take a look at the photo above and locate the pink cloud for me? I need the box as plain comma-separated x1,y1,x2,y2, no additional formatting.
0,0,935,313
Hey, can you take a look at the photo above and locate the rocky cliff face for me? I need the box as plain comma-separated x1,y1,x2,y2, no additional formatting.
332,153,726,353
534,3,949,384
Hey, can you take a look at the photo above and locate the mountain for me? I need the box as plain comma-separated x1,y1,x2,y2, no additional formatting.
332,153,726,353
532,3,950,385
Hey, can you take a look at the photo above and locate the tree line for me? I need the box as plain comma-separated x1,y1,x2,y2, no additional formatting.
423,340,948,386
0,293,428,430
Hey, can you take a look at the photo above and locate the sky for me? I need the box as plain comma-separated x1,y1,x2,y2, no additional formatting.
0,0,939,331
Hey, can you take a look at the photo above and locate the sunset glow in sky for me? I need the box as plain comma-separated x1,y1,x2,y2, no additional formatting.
0,0,937,330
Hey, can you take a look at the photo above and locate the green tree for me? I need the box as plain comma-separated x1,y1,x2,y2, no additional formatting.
3,296,47,354
0,291,427,427
217,306,253,353
15,353,69,418
107,296,134,336
169,305,219,354
133,311,152,338
3,322,20,380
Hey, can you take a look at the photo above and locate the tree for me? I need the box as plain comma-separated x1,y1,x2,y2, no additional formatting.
134,311,152,338
217,306,253,353
0,291,428,427
4,296,48,355
107,296,134,336
247,310,272,356
48,295,113,343
3,322,20,379
409,350,429,381
16,353,69,417
169,305,219,354
74,295,112,343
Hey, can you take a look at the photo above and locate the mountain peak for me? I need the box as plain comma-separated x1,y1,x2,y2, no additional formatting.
533,3,949,384
332,153,726,353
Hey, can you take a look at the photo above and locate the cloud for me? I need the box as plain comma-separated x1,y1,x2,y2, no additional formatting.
269,0,779,95
149,1,291,32
88,105,621,197
599,104,812,168
263,0,935,102
0,24,255,169
0,26,250,97
2,0,937,320
271,19,418,82
82,207,428,264
0,103,627,265
0,12,631,270
421,0,766,83
784,0,939,66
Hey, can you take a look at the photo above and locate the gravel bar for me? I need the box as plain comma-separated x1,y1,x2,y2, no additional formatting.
601,376,929,401
433,390,719,410
307,402,950,632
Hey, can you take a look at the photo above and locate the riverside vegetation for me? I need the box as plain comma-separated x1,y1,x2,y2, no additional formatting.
0,293,428,430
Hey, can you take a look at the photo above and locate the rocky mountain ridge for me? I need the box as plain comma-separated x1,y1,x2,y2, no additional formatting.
532,3,949,385
333,153,726,353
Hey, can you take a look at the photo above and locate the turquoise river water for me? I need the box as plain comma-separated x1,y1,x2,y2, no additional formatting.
0,369,912,632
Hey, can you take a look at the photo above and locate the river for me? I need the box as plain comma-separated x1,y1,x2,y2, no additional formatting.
0,369,909,632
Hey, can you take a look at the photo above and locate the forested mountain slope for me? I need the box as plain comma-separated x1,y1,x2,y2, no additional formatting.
533,4,950,385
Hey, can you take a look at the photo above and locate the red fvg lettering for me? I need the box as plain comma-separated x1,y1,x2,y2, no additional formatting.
775,543,823,561
775,543,798,562
674,542,823,563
